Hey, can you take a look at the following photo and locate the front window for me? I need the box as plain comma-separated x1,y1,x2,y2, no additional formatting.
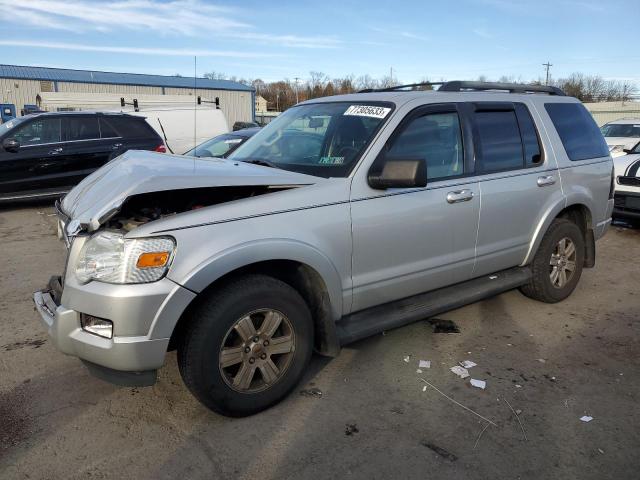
230,102,393,178
11,117,61,146
186,133,248,158
0,116,27,137
600,123,640,138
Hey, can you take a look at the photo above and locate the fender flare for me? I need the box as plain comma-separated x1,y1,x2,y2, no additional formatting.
178,239,345,321
522,196,593,265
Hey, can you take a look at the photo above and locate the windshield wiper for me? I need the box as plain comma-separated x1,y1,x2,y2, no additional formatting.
241,158,281,169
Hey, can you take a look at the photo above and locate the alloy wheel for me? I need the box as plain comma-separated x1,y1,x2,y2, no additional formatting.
219,309,296,393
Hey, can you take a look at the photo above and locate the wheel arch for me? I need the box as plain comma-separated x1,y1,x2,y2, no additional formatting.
523,200,595,267
163,241,345,357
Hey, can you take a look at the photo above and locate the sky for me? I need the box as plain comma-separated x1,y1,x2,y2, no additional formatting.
0,0,639,86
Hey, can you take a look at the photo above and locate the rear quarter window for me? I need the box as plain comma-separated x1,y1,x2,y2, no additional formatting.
108,117,158,139
544,103,609,161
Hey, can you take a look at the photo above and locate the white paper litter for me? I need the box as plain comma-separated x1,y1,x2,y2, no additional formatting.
416,369,423,374
515,384,522,388
422,386,427,392
450,366,470,378
470,379,486,389
403,356,410,363
460,360,477,369
537,358,546,363
580,415,593,423
419,360,431,369
489,275,498,280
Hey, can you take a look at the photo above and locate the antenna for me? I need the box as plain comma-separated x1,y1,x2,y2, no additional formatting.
194,56,197,156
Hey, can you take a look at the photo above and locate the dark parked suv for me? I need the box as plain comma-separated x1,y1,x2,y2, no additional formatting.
0,111,165,201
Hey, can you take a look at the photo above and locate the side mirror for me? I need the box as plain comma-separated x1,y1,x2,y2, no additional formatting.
623,148,633,154
2,138,20,153
368,157,427,190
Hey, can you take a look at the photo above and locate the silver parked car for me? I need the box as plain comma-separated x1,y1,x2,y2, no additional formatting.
34,81,614,416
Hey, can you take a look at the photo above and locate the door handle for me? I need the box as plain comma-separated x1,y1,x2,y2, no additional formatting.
112,143,123,150
446,189,474,204
48,147,63,155
537,175,556,187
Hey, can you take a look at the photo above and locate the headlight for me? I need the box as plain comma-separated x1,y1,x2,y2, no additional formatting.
76,231,175,284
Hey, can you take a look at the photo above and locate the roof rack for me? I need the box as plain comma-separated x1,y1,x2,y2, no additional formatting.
439,81,566,96
358,80,566,96
358,81,444,93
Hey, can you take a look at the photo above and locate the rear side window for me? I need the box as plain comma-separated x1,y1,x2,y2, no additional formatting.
475,110,523,173
99,118,120,138
65,117,100,141
386,112,464,180
108,117,156,139
545,103,609,161
514,104,542,167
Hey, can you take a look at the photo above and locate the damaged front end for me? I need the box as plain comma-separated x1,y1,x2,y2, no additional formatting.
56,150,317,237
102,185,293,232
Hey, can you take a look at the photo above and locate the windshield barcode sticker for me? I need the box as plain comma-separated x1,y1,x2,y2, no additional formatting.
344,105,391,119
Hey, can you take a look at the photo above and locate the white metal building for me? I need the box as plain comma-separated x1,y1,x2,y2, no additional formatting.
0,64,255,126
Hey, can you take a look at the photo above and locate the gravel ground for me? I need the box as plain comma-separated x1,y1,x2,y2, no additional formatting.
1,203,639,480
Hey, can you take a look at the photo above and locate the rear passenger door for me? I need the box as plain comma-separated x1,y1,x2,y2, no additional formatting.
471,102,564,276
59,115,112,186
350,104,480,313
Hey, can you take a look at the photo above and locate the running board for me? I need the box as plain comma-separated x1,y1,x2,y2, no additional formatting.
337,267,532,345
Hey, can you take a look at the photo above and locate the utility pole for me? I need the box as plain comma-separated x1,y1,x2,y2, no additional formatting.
543,61,553,86
294,77,301,104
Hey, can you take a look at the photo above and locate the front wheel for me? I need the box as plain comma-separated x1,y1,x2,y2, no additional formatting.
178,274,313,417
520,218,585,303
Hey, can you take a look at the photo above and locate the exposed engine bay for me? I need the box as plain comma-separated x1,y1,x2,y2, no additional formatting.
104,185,294,232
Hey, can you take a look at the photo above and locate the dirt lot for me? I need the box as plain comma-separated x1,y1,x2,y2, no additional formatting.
0,202,639,480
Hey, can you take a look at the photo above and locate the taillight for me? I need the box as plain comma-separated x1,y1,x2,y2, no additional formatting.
609,165,615,199
155,144,167,153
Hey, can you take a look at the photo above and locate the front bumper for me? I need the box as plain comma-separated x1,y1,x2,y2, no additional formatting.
34,271,196,386
33,284,169,373
613,192,640,220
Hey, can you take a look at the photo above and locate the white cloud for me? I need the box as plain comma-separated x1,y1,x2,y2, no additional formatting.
400,31,429,42
0,40,285,58
472,28,493,39
0,0,340,48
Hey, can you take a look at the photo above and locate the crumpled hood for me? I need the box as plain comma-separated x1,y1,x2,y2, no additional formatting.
61,150,316,232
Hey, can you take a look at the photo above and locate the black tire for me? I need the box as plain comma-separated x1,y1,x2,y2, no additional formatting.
178,274,313,417
520,218,585,303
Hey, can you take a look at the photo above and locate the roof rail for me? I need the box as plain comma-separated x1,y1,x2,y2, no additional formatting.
438,81,566,96
358,81,444,93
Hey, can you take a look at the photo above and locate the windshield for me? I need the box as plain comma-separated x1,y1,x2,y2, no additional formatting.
230,102,393,177
600,123,640,138
0,117,26,137
186,133,249,158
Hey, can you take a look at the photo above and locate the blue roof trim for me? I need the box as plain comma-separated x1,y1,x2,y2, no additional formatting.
0,64,254,92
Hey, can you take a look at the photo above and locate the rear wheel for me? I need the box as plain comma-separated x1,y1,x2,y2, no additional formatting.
178,274,313,417
520,218,585,303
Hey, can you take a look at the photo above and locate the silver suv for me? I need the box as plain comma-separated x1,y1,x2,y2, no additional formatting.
34,81,615,416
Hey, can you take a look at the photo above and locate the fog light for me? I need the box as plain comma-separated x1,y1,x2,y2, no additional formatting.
81,314,113,339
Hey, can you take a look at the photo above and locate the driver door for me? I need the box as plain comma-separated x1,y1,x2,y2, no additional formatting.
0,116,63,195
